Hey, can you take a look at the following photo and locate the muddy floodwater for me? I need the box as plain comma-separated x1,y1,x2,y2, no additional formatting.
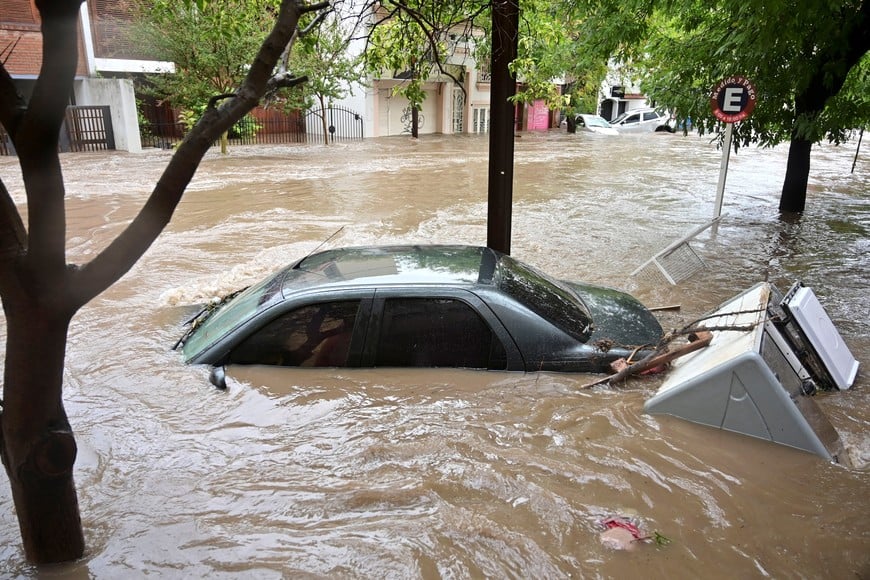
1,131,868,578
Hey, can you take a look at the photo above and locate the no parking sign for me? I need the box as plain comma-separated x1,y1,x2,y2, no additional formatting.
710,76,757,123
710,76,756,218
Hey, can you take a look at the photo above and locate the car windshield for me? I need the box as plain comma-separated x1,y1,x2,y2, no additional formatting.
180,269,288,358
585,116,611,128
611,112,629,124
494,255,593,342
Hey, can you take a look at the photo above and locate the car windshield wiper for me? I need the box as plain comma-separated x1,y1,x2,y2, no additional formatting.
172,287,249,351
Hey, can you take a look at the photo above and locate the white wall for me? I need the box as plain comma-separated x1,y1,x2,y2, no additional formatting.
74,78,142,153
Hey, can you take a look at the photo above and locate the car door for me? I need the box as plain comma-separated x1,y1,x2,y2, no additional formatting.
221,289,375,367
642,110,661,129
361,288,523,370
621,112,640,127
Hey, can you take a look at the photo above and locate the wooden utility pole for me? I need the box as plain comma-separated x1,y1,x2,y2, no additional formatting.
486,0,519,255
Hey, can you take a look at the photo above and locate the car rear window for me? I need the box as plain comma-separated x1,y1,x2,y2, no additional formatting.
494,255,593,342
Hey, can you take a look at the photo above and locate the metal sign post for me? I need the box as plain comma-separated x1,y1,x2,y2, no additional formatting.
710,76,757,219
714,123,733,218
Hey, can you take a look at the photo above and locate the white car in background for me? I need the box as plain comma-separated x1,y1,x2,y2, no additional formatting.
609,108,670,132
560,114,619,135
575,114,619,135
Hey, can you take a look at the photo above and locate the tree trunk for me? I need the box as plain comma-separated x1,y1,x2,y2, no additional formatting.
1,306,84,563
566,115,577,134
411,107,419,138
220,130,229,154
780,136,813,213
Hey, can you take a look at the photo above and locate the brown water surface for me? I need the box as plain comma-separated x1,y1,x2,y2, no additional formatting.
1,131,868,578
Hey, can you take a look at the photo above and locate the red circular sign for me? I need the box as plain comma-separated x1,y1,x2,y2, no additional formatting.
710,76,757,123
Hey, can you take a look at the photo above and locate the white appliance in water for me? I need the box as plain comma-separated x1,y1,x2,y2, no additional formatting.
644,282,859,463
780,283,859,390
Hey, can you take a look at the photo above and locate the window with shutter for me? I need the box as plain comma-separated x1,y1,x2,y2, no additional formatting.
0,0,37,25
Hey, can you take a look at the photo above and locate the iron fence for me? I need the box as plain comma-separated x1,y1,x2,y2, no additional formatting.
304,106,364,143
0,104,365,155
139,103,308,149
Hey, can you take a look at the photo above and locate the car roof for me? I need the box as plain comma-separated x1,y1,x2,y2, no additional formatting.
282,245,501,295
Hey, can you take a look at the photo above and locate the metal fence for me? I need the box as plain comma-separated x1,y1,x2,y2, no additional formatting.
139,103,310,149
0,103,365,155
304,106,364,143
0,125,10,156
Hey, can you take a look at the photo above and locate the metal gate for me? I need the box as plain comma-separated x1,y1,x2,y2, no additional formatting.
453,87,465,133
64,106,115,152
304,106,364,143
0,106,116,155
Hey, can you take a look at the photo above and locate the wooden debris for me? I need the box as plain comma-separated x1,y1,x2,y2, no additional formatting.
580,330,713,389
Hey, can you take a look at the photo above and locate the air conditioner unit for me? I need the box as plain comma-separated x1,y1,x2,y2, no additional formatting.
644,282,858,463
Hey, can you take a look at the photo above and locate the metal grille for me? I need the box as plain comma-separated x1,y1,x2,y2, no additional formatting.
452,87,465,133
631,218,719,285
472,107,490,133
64,106,115,152
303,106,364,143
653,242,706,284
0,124,11,156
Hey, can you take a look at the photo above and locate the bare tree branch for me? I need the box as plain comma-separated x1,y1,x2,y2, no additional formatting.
18,0,84,282
278,1,331,78
350,0,489,98
0,39,27,137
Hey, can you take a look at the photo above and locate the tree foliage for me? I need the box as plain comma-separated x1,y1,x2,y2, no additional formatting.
627,2,870,146
135,0,282,108
507,0,607,115
563,0,870,211
360,0,488,120
288,12,365,143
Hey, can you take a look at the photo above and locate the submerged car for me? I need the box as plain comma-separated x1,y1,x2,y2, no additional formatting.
176,245,662,379
560,114,618,135
609,108,669,132
574,114,619,135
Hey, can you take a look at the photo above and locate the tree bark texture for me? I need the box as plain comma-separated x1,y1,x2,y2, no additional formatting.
566,116,577,134
1,305,83,563
319,94,330,145
780,137,812,213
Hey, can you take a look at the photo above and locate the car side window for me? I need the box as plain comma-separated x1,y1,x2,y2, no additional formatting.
643,111,660,121
227,301,359,367
625,114,639,124
375,298,507,370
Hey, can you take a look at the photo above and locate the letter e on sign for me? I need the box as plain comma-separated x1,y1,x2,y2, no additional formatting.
710,76,757,123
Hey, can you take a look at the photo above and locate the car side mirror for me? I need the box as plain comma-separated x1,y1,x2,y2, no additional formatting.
209,365,227,390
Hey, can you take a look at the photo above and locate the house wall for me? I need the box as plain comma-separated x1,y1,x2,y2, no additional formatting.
373,81,445,137
1,1,145,152
1,0,88,77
